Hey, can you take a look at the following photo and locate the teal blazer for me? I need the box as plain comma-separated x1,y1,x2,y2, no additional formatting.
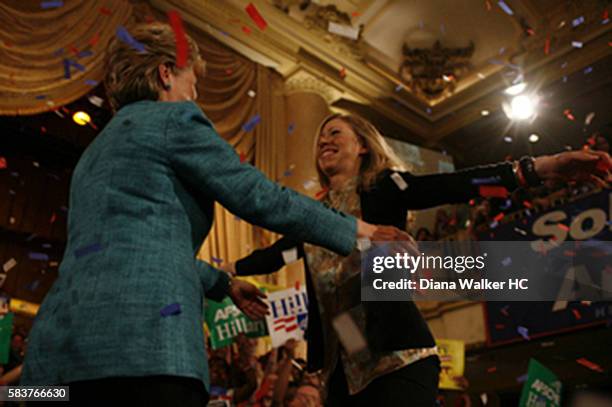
21,101,356,389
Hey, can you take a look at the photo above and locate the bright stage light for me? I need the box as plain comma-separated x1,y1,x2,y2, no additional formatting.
73,111,91,126
529,133,539,143
503,94,538,120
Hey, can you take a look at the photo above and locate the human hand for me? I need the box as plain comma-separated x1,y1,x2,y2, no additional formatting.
228,279,269,320
534,150,612,187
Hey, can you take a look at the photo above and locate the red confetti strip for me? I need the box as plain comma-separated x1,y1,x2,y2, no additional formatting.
0,157,7,169
469,199,476,206
99,6,112,16
587,136,596,146
494,212,505,222
544,38,550,55
242,25,252,35
479,185,509,198
351,11,361,17
564,109,575,121
572,309,581,319
557,223,570,231
315,188,328,199
167,11,189,69
40,126,47,134
245,3,267,31
69,45,80,55
604,10,609,21
526,28,535,36
50,212,57,224
89,32,100,47
487,366,497,373
339,66,347,79
576,357,604,373
485,0,492,11
523,200,533,208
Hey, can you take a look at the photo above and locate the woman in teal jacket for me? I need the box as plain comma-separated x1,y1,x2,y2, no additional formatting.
20,23,403,406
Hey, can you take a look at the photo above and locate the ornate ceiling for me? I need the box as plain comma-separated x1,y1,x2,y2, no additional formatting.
150,0,612,151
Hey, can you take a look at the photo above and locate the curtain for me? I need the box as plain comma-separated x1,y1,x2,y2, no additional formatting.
0,0,289,283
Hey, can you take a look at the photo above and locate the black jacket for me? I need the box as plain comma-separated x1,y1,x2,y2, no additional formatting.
236,163,519,372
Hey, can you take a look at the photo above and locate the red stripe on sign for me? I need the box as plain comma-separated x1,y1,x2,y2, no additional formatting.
285,324,298,332
245,3,267,30
479,185,509,198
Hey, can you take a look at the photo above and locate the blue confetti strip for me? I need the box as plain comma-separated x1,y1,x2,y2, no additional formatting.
77,50,93,58
288,123,295,134
501,257,512,266
160,302,181,317
29,252,49,261
283,169,293,177
116,26,145,53
74,243,103,259
470,176,502,185
572,16,584,27
63,59,85,79
84,79,99,86
211,257,223,264
35,95,47,100
41,1,63,9
242,114,261,132
583,66,593,75
517,326,530,340
497,1,514,15
394,84,403,92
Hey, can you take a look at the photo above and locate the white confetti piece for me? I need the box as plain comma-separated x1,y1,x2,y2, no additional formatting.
327,21,360,40
281,248,298,265
332,312,367,355
2,258,16,273
390,172,408,191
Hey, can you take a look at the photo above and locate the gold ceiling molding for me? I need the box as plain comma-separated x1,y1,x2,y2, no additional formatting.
400,40,475,101
0,0,132,115
284,69,342,104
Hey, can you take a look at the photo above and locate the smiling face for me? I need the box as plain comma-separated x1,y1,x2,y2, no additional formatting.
316,118,367,181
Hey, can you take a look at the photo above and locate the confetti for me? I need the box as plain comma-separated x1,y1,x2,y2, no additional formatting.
288,123,295,134
576,357,604,373
242,114,261,132
501,199,512,210
50,212,56,224
480,394,488,405
77,50,93,59
211,257,223,264
242,25,252,35
487,366,497,373
494,213,504,222
245,3,267,31
2,259,17,273
84,79,99,87
514,227,527,236
74,242,103,259
517,326,530,340
584,66,593,75
584,112,595,125
99,6,112,16
328,21,360,40
544,38,550,55
516,373,528,383
247,90,256,98
479,185,509,198
572,309,581,319
160,302,182,317
332,312,367,355
116,26,145,53
303,180,317,190
168,11,189,69
42,243,52,249
489,220,499,229
501,257,512,266
471,176,502,185
282,248,298,264
0,157,7,169
63,59,85,79
485,0,492,11
339,66,347,79
390,172,408,191
315,188,328,199
40,1,63,9
572,16,585,27
395,84,403,92
563,109,575,121
88,95,104,107
571,41,583,48
29,252,49,261
497,1,514,15
89,33,100,47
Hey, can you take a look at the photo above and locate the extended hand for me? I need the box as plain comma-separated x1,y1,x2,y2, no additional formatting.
229,279,269,320
535,150,612,187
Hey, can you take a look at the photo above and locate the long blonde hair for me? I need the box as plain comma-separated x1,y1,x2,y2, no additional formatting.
314,113,407,191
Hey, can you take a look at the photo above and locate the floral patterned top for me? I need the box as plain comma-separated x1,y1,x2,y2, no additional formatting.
304,177,438,396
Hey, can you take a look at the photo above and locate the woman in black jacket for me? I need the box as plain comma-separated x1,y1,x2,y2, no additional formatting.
226,113,611,406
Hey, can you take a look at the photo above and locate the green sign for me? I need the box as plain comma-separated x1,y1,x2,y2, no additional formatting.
519,359,562,407
0,312,14,364
204,297,268,349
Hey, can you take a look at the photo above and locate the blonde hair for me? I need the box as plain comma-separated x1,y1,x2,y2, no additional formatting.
314,113,407,191
104,23,205,111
